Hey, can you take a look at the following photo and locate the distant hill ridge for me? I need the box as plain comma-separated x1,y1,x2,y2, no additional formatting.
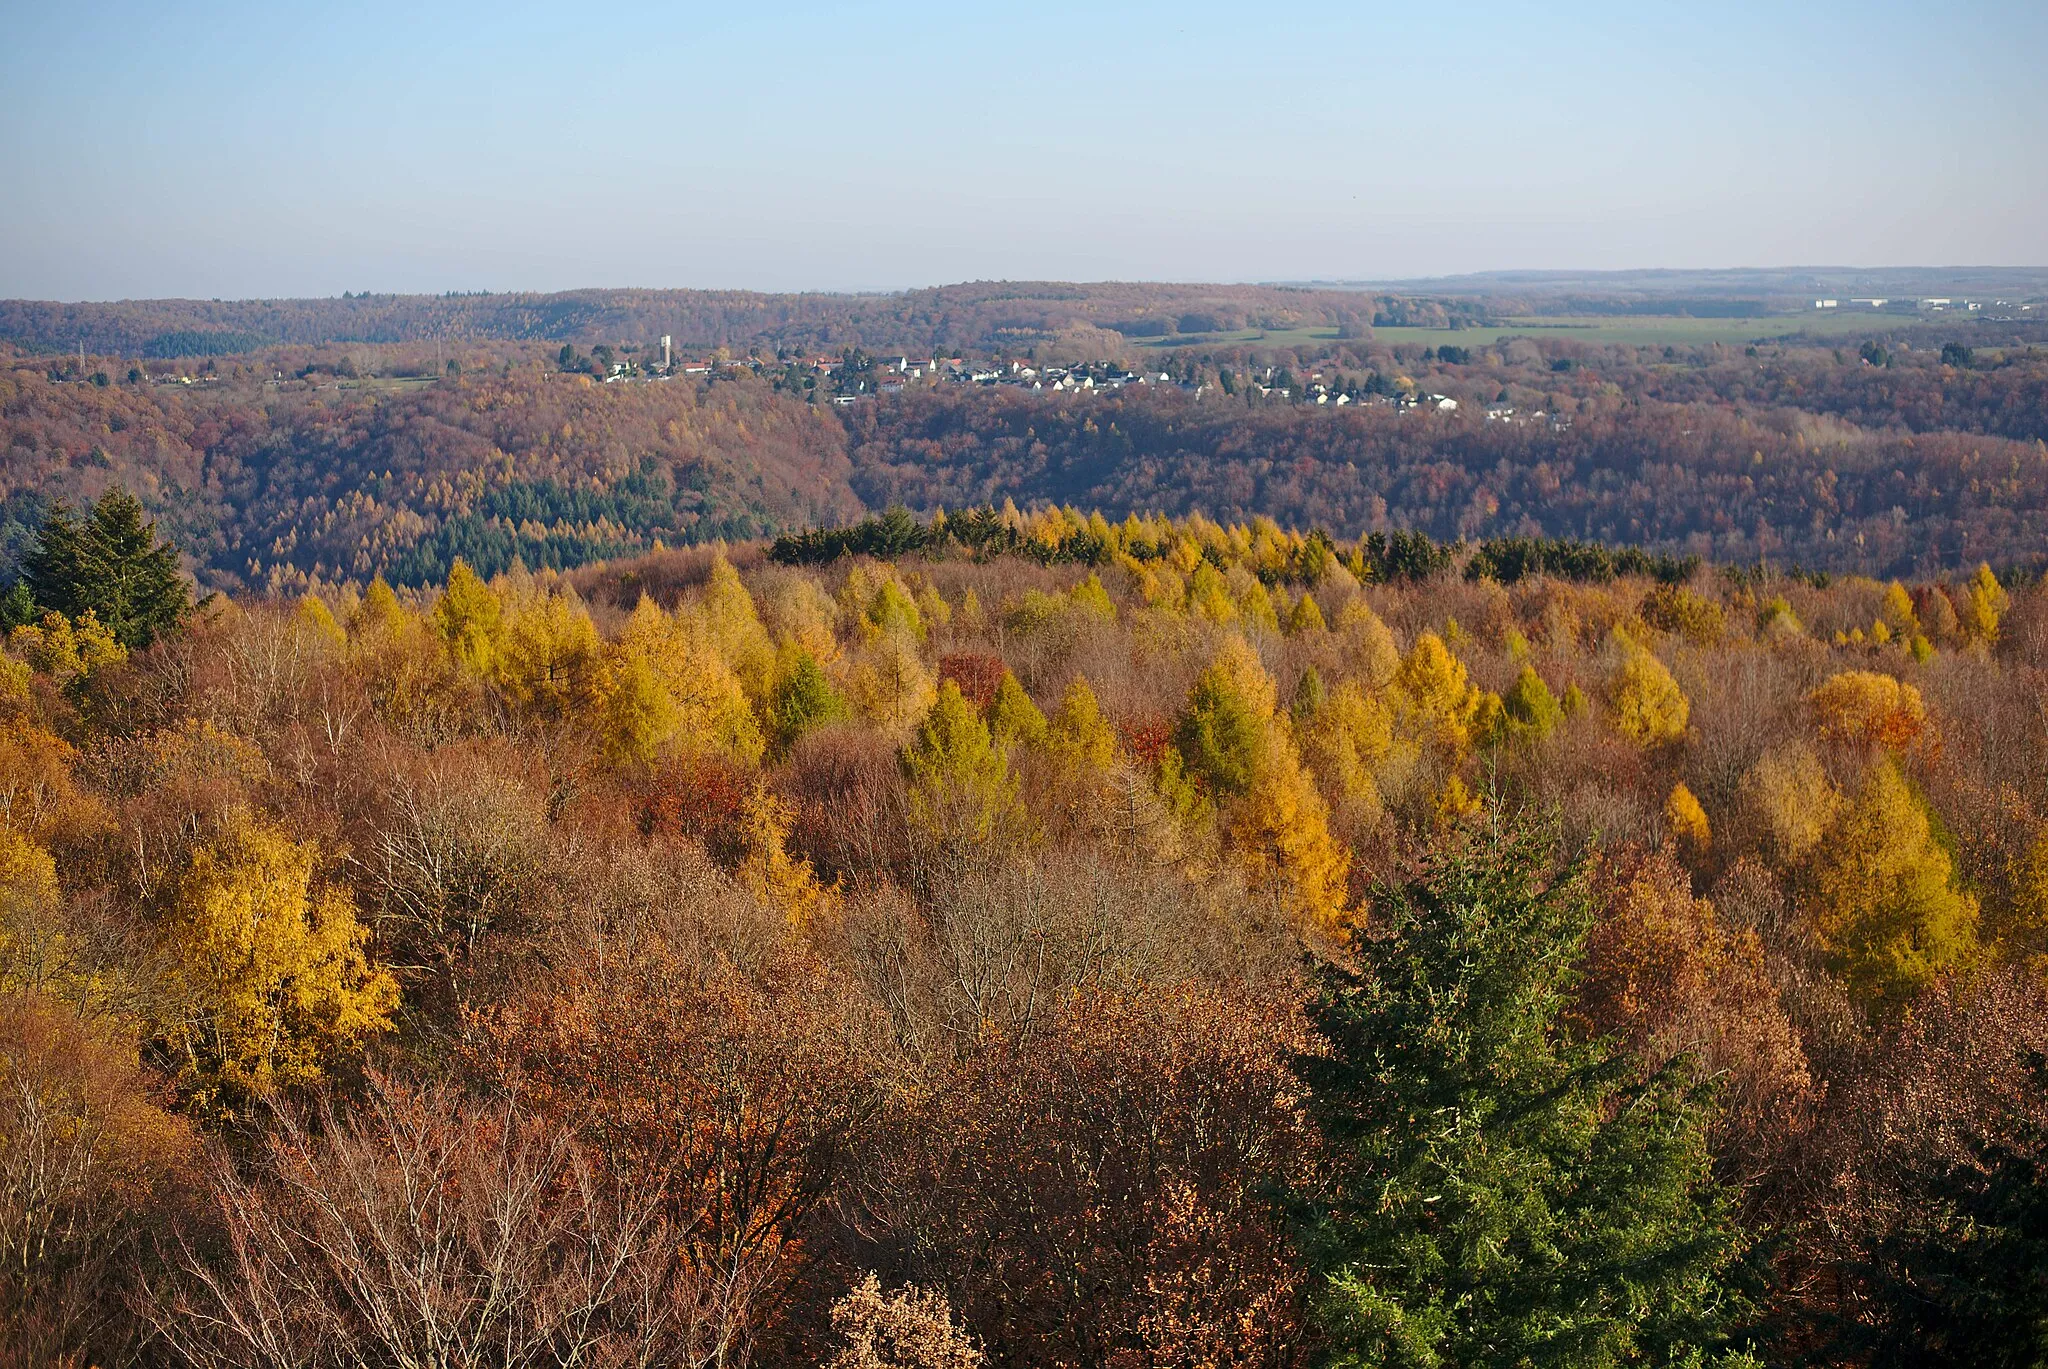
0,282,1386,358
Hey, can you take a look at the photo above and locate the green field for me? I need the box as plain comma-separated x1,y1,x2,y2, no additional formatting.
1138,311,1917,351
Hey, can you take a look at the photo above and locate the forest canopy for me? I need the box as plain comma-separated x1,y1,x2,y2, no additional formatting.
5,485,2048,1364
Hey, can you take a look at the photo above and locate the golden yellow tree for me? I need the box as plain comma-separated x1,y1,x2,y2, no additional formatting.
603,597,762,766
432,559,502,675
157,810,397,1115
1393,631,1484,754
1808,760,1978,1012
0,825,75,1001
9,611,125,685
1810,670,1926,751
1609,641,1689,746
701,554,776,702
846,631,936,731
1299,679,1395,828
1230,739,1351,933
737,783,833,928
1740,743,1842,864
1049,677,1118,771
1962,563,2008,643
1880,581,1919,637
1664,782,1710,854
493,582,606,720
1176,639,1350,930
294,592,346,649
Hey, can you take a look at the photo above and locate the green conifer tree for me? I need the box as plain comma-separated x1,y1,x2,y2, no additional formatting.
22,489,190,649
1290,822,1759,1368
769,647,849,751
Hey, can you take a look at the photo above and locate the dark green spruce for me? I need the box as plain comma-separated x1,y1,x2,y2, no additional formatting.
20,488,190,648
1289,821,1760,1368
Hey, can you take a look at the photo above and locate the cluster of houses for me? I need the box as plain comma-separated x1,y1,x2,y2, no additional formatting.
605,350,1580,426
1812,296,2006,313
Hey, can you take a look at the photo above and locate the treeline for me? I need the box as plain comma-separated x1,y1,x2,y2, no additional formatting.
772,506,1694,588
7,496,2048,1365
0,281,1389,358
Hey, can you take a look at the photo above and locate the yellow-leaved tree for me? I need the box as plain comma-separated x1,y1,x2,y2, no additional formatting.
1809,670,1926,752
1609,638,1689,746
1286,592,1327,636
737,783,834,928
1807,760,1978,1013
1176,639,1349,931
1962,563,2009,643
432,558,502,676
1299,678,1396,831
2000,827,2048,978
904,681,1020,844
1740,743,1842,865
1500,665,1564,744
701,553,777,703
1664,782,1710,855
1336,597,1400,691
1392,631,1490,758
1048,677,1118,772
0,825,80,1002
1880,581,1920,637
156,809,397,1116
9,610,125,687
602,597,762,766
493,581,606,720
987,670,1049,749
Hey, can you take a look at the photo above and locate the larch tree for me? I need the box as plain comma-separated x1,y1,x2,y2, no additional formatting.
1501,664,1564,743
494,582,607,721
605,596,762,766
769,644,850,752
1809,760,1979,1013
1963,563,2009,644
431,558,502,675
1049,677,1118,772
701,553,776,702
986,670,1049,749
1177,639,1351,930
1393,631,1484,756
904,681,1019,844
1609,639,1690,747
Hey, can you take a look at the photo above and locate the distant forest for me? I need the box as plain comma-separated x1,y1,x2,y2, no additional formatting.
0,282,1406,359
3,306,2048,592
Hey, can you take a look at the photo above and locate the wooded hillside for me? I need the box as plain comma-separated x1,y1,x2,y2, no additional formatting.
7,501,2048,1365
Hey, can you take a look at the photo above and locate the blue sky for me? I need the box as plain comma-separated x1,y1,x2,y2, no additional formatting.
4,0,2044,299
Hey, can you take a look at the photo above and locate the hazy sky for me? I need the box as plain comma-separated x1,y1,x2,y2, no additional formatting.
4,0,2044,300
